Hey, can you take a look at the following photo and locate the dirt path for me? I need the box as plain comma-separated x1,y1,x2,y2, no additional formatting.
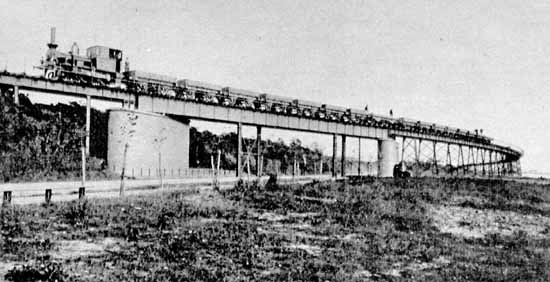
0,175,332,205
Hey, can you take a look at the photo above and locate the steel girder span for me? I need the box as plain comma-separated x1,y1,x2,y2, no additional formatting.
396,135,522,177
138,95,523,178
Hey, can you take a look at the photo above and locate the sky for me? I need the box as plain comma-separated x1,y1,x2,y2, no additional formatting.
0,0,548,172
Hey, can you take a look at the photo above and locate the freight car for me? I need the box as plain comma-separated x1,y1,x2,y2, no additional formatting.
125,70,178,97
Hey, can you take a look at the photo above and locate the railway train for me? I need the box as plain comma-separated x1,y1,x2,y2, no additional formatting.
36,28,491,145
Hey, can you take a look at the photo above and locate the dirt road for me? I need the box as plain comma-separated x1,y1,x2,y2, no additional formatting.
0,174,332,205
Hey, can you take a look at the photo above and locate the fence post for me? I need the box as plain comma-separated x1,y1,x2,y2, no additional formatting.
78,187,86,199
45,189,52,204
3,191,12,205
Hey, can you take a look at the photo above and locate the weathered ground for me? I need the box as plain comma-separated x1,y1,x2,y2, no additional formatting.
1,177,549,281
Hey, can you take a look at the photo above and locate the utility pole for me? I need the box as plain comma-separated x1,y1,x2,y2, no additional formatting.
236,123,242,178
358,138,361,176
85,95,91,155
81,136,86,188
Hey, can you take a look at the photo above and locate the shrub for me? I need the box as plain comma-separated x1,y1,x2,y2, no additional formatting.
63,200,89,227
5,262,65,282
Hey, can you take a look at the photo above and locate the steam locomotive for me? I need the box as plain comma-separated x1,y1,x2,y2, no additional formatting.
37,27,177,96
36,28,491,145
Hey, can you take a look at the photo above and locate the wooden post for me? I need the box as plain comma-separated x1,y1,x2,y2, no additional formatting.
85,95,91,156
211,155,215,189
158,151,164,189
314,162,317,176
78,187,86,199
3,191,12,205
236,123,242,178
81,143,86,187
45,189,52,204
120,143,128,196
216,150,221,188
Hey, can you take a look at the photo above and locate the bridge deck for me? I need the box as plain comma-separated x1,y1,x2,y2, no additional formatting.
0,72,133,102
0,72,522,161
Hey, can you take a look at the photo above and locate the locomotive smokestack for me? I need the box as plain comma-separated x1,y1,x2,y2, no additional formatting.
50,27,56,44
47,27,58,49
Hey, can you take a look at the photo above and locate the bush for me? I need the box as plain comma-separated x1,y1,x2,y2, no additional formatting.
5,262,65,282
63,200,89,227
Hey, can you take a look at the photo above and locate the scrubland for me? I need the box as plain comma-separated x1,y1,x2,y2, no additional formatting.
1,177,549,281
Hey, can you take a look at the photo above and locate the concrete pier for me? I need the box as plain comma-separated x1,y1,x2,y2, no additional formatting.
13,85,19,105
378,138,398,177
107,109,189,177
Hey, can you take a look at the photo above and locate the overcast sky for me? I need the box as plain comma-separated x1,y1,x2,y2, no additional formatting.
0,0,548,172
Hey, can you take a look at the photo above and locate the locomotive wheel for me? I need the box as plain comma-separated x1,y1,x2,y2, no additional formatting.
45,70,58,80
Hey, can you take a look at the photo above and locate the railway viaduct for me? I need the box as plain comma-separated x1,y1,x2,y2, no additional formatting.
0,72,523,178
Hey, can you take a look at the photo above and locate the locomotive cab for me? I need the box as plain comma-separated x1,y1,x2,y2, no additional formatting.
86,46,123,84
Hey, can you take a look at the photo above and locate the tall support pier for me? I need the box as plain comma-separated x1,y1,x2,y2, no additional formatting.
256,126,262,177
378,138,398,177
341,135,346,177
236,123,242,177
332,134,337,178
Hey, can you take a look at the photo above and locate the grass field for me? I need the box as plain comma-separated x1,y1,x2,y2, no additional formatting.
1,177,549,281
